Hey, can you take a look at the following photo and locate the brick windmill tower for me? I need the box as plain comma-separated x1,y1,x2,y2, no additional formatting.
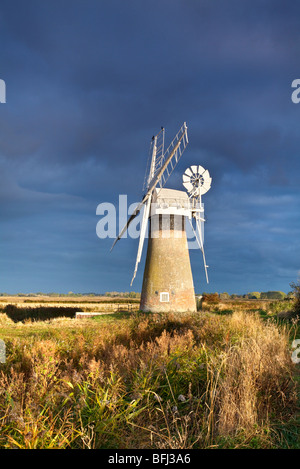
111,123,212,312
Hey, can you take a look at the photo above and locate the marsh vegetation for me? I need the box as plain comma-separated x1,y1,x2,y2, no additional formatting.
0,298,299,449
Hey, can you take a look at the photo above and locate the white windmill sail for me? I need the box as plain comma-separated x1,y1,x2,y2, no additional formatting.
183,164,212,284
187,214,209,284
111,123,189,283
130,195,152,285
143,127,165,193
147,123,188,193
130,128,160,285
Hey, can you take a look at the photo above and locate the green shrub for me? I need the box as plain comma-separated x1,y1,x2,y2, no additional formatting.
202,293,219,304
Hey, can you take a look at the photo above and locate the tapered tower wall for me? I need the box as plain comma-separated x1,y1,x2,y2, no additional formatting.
140,214,196,313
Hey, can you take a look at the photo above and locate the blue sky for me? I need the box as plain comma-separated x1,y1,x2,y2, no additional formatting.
0,0,299,295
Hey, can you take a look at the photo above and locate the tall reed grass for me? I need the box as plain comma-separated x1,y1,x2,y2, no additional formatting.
0,310,298,448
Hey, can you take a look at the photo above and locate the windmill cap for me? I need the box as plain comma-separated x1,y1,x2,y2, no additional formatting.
153,188,189,203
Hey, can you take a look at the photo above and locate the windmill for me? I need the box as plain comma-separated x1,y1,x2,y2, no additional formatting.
111,122,212,312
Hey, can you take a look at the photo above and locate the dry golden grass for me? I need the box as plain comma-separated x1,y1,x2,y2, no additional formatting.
0,309,298,449
217,312,296,434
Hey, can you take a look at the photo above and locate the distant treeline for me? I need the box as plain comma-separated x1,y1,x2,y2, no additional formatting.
0,291,141,298
200,291,294,300
0,291,294,300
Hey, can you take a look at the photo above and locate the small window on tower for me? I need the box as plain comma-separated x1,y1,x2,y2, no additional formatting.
160,292,169,302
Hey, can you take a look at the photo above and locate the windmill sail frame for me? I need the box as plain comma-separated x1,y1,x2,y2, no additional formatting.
110,122,211,288
111,122,189,252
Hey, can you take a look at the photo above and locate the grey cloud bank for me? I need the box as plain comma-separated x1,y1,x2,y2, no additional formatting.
0,0,299,294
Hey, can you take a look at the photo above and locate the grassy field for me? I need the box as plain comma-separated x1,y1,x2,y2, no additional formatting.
0,297,299,449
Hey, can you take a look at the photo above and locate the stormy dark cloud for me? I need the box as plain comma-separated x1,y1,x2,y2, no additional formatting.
0,0,299,294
